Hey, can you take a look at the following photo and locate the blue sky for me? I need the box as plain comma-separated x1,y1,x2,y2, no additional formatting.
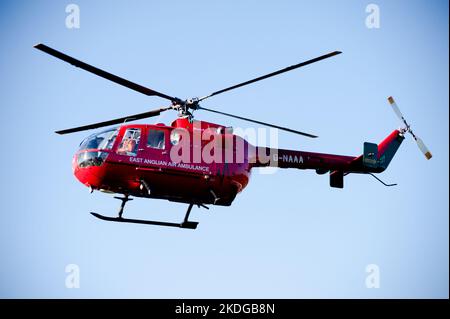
0,0,448,298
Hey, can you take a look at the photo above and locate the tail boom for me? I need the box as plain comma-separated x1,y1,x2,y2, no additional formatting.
252,129,405,187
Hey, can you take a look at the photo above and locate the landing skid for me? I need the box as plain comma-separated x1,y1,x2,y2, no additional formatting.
90,213,198,229
90,196,200,230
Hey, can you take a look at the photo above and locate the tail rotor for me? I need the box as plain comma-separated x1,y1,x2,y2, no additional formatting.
387,96,432,160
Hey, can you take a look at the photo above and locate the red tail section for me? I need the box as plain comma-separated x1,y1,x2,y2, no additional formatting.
252,129,405,188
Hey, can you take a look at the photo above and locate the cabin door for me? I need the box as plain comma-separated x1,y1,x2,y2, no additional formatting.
137,127,171,192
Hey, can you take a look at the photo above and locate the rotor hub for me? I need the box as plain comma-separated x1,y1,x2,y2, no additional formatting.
174,97,200,119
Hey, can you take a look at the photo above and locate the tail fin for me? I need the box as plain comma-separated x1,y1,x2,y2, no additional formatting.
330,130,405,188
363,130,405,172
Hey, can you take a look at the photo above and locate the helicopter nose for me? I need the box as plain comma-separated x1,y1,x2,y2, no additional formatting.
72,152,107,189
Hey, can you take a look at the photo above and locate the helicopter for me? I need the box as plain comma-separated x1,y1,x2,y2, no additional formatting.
34,43,432,229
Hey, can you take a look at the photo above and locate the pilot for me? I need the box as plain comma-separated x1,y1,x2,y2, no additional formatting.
127,139,137,154
118,138,131,155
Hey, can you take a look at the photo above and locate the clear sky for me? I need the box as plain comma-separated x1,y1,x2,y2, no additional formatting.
0,0,448,298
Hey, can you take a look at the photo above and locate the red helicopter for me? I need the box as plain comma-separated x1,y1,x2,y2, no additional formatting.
35,44,432,229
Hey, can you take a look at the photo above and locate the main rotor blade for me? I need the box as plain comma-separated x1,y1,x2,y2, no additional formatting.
197,106,317,138
34,43,177,102
199,51,342,101
55,107,172,135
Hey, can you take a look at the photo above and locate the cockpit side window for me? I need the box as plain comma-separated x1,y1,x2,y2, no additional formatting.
117,128,141,156
147,129,165,150
98,129,119,150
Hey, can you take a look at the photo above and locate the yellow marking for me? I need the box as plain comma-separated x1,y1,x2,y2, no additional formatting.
388,96,395,104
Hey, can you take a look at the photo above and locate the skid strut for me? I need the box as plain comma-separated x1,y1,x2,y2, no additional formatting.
90,196,199,229
116,195,132,218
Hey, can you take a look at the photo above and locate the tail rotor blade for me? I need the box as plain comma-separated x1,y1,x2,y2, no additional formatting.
415,136,432,160
388,96,407,124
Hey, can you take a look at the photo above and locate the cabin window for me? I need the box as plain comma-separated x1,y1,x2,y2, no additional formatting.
170,129,182,146
117,128,141,156
147,129,165,150
79,128,118,151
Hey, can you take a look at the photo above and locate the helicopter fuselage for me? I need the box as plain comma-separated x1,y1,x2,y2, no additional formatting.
74,117,253,206
73,116,405,207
